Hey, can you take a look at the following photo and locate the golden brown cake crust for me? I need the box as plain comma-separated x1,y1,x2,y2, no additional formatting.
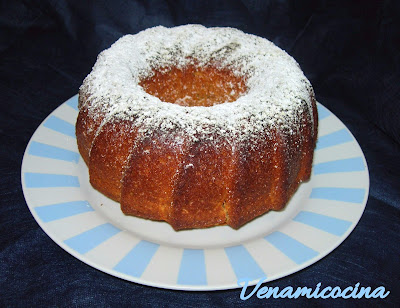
76,25,318,230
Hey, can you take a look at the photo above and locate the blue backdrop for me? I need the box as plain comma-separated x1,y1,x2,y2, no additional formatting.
0,0,399,306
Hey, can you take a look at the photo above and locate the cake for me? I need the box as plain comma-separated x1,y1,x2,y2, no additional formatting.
76,25,318,230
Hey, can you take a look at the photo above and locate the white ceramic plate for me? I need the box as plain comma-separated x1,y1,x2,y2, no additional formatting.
21,95,369,291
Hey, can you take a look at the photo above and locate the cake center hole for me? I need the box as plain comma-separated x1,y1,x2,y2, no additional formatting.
139,65,247,107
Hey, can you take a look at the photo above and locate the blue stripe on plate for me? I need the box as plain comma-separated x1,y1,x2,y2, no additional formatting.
65,95,79,111
310,187,365,203
28,141,79,163
264,231,319,265
35,201,93,222
313,157,365,174
64,223,121,254
317,104,331,120
177,249,207,285
113,240,160,277
316,129,353,150
293,211,352,236
25,172,80,188
224,245,265,281
43,115,75,138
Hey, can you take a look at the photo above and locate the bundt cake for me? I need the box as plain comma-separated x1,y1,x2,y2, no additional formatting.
76,25,318,230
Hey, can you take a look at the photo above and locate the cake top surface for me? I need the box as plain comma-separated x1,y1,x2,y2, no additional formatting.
80,24,315,143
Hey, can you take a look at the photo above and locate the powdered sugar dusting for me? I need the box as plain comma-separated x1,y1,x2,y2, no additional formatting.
80,25,315,145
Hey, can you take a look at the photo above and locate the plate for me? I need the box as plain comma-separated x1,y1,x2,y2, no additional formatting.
21,95,369,291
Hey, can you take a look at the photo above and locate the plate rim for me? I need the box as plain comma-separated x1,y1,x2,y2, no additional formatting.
21,94,370,291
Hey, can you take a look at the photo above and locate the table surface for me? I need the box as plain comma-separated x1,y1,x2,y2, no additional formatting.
1,1,399,307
